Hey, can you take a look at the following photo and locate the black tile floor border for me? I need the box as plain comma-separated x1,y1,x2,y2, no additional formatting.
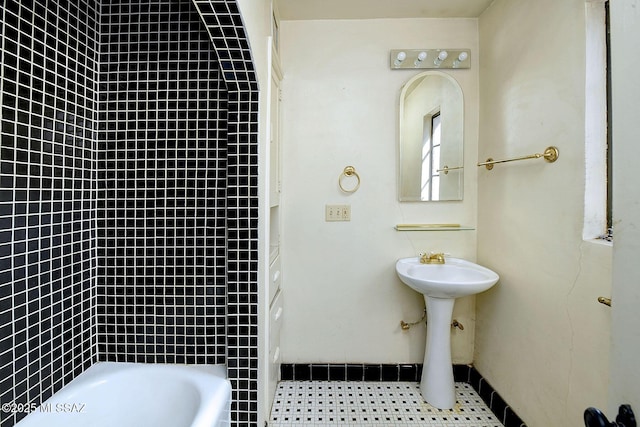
280,363,527,427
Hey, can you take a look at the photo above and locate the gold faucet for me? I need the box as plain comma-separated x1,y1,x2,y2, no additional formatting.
420,252,446,264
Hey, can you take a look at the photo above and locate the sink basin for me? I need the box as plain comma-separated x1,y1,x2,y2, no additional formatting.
395,256,499,409
395,257,499,298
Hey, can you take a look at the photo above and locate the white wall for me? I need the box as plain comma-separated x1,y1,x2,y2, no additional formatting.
609,0,640,417
279,18,479,364
476,0,611,425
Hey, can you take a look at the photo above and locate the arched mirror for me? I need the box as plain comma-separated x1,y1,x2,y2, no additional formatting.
398,71,464,201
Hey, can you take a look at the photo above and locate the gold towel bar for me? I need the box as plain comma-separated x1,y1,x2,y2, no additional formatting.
478,146,559,170
436,165,464,175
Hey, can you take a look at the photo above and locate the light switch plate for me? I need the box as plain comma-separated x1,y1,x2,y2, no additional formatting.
325,204,351,221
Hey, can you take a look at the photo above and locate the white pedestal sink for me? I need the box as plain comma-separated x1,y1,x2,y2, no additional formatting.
395,256,499,409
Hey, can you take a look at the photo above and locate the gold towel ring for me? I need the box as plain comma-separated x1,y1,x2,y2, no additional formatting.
339,166,360,193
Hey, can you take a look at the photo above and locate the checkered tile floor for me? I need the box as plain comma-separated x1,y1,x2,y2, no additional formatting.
270,381,503,426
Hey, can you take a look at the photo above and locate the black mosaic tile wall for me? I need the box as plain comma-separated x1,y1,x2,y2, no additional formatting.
97,0,259,425
96,0,229,365
192,2,259,424
0,1,100,426
2,1,259,426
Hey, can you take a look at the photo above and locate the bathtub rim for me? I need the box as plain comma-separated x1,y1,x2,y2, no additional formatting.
14,361,231,427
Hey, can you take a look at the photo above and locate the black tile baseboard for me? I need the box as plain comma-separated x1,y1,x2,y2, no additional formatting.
467,366,527,427
281,363,419,382
280,363,469,383
280,363,527,427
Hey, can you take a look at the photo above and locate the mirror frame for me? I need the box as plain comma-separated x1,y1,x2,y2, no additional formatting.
398,71,464,202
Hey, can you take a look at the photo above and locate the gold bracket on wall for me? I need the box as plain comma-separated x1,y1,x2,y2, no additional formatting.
437,165,464,175
400,308,426,330
598,296,612,307
451,319,464,330
478,146,559,170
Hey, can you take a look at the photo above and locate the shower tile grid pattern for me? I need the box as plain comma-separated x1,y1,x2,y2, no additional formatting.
270,381,504,426
97,0,229,367
1,0,258,426
98,0,259,425
191,1,260,425
0,1,99,426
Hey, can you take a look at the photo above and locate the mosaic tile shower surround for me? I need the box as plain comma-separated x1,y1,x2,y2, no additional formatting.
191,1,259,424
96,0,229,366
0,1,100,426
1,1,259,426
97,0,259,425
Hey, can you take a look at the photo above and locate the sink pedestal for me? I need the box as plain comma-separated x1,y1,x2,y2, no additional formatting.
395,256,499,409
420,295,456,409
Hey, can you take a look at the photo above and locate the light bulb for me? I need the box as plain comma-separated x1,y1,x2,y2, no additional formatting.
394,51,407,67
414,51,427,66
434,50,448,66
453,51,468,68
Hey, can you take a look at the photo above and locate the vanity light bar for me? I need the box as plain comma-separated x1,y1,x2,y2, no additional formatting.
390,49,471,69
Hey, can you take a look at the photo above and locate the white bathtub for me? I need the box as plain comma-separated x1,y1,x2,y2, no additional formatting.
15,362,231,427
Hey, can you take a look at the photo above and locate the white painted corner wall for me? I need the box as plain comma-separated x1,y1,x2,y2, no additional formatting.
475,0,612,426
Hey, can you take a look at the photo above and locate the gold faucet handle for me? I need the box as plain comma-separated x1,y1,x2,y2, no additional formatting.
432,252,445,263
419,252,446,264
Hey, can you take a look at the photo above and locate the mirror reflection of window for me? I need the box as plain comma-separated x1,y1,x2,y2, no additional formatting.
398,71,463,202
421,112,441,200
